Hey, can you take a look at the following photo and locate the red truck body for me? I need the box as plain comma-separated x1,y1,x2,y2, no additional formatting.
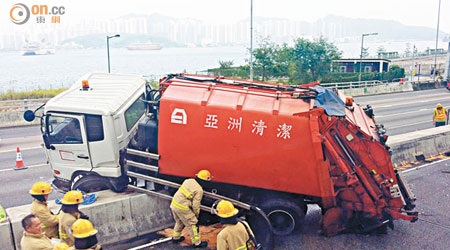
158,77,329,198
134,74,417,236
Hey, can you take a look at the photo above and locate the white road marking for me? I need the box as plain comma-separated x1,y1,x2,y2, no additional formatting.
0,163,48,173
403,158,449,174
0,146,42,154
389,120,432,129
376,108,432,118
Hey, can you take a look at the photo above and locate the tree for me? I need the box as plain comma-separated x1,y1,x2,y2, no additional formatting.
377,46,386,58
252,38,276,81
219,60,234,69
291,37,342,83
361,47,370,58
404,43,411,57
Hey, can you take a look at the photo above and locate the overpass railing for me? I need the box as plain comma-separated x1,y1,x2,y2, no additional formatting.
0,98,49,112
320,80,386,89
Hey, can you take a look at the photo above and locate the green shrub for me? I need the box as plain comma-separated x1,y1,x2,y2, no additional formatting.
0,88,67,100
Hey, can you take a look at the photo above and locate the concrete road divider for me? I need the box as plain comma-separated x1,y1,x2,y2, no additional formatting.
343,82,414,97
387,125,450,166
4,190,174,249
0,221,14,250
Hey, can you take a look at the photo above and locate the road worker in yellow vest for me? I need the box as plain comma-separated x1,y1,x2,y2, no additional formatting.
170,170,211,248
59,190,89,246
29,182,59,239
20,214,54,250
68,219,102,250
214,200,255,250
433,103,447,127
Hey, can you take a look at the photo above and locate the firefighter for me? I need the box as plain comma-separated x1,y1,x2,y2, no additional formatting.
170,170,211,248
20,214,54,250
29,182,59,239
59,190,89,246
214,200,255,250
68,219,102,250
433,103,447,127
54,243,70,250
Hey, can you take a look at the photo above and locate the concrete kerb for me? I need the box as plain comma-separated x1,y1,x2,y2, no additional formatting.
4,190,175,249
387,125,450,166
0,220,15,250
129,192,174,237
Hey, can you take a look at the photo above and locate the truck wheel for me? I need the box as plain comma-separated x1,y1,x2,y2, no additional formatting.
261,199,305,236
72,174,109,193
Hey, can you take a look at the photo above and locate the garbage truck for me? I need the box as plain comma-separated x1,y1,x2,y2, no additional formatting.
24,73,417,243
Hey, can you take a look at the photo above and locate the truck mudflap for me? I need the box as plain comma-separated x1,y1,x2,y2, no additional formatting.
320,117,418,236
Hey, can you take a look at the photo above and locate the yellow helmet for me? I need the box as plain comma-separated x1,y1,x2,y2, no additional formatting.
196,170,211,181
29,182,52,195
437,103,443,108
61,190,84,205
71,219,98,238
216,200,238,218
54,243,69,250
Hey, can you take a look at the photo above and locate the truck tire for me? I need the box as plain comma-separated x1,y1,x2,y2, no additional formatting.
72,174,109,193
261,199,305,236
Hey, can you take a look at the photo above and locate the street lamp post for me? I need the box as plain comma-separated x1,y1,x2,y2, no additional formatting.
433,0,441,81
107,34,120,73
249,0,254,81
359,33,378,83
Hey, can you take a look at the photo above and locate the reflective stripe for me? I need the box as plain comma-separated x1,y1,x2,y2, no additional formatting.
173,231,182,237
179,186,193,199
236,245,248,250
59,231,69,239
171,200,190,211
41,224,47,229
191,225,200,243
435,108,446,121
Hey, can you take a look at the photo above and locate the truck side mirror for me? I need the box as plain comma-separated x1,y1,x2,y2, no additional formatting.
24,110,35,122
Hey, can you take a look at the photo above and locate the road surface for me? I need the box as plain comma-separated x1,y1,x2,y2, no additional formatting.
0,126,62,208
355,88,450,135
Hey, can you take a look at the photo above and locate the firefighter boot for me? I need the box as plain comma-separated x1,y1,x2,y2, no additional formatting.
193,241,208,248
172,236,185,243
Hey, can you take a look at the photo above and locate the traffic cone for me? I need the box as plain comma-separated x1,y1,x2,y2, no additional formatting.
14,147,27,170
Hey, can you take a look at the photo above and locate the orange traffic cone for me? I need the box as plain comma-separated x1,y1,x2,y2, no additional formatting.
14,147,27,170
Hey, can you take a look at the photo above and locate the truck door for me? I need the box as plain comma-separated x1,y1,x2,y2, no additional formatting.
45,114,91,180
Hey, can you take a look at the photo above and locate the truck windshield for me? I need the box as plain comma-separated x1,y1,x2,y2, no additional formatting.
47,116,83,144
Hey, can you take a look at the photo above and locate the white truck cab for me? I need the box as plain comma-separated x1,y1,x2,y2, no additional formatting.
25,73,148,192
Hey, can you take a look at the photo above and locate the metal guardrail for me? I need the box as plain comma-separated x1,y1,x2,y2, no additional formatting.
0,98,49,111
320,80,386,90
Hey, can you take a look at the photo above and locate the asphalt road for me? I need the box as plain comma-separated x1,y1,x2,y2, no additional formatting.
0,126,62,208
355,88,450,135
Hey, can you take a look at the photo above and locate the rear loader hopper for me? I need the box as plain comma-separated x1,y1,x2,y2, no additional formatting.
125,74,417,243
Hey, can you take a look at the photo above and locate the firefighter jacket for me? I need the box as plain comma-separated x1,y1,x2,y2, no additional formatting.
59,211,80,246
433,107,447,122
31,200,59,238
20,231,54,250
217,221,254,250
170,178,203,216
68,244,102,250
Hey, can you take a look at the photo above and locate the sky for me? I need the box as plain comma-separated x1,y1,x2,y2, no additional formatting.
1,0,450,32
